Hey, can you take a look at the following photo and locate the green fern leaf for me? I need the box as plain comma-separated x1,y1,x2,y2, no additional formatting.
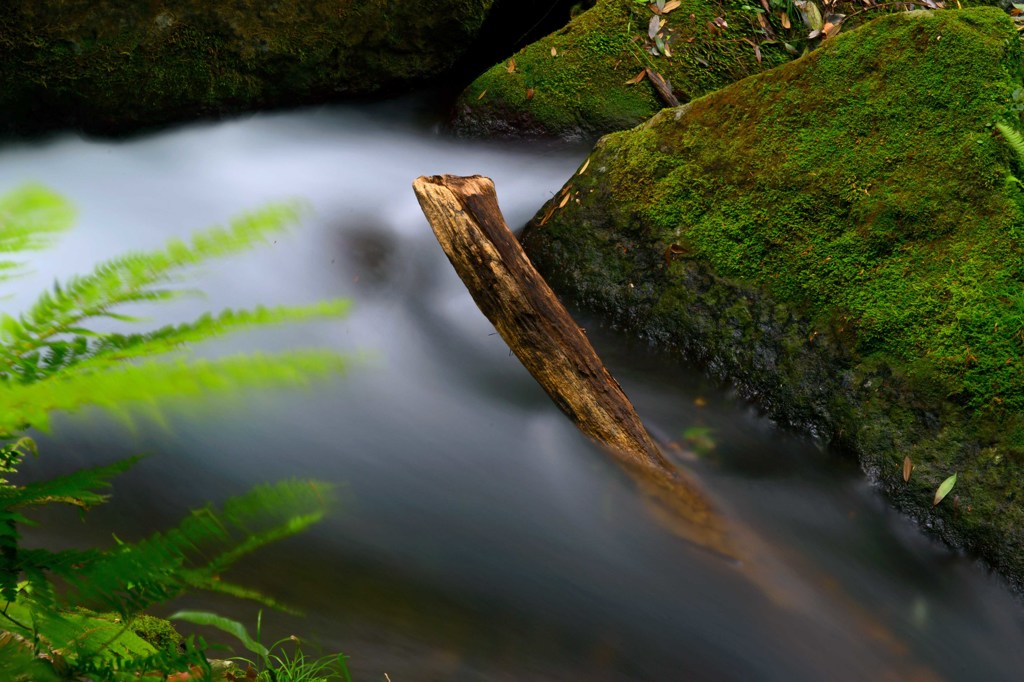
4,201,304,360
169,610,269,659
996,121,1024,167
60,480,334,617
0,351,349,436
0,186,75,285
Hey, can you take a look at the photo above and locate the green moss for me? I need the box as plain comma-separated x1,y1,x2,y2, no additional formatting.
130,613,184,651
453,0,849,139
0,0,496,135
523,8,1024,585
455,0,1005,139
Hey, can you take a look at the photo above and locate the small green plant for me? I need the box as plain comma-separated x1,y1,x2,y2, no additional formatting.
0,184,351,680
171,610,354,682
997,120,1024,167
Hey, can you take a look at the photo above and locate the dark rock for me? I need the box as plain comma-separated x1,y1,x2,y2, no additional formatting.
0,0,496,135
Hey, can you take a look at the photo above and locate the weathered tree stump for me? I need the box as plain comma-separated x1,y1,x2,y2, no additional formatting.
413,174,736,559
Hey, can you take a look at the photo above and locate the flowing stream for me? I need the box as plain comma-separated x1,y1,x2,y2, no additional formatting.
3,98,1024,681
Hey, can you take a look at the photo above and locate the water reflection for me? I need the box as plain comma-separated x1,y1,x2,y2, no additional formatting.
3,99,1023,681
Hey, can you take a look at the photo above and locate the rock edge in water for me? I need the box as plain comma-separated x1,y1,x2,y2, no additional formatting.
522,8,1024,588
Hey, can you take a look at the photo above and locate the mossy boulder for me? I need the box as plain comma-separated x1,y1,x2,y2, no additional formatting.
0,0,495,135
451,0,803,140
521,8,1024,585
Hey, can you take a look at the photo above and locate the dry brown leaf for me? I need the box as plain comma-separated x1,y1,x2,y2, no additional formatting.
551,46,558,57
624,69,647,85
476,89,487,100
663,0,682,12
526,87,535,100
578,158,591,175
506,58,516,73
539,202,557,226
663,243,688,266
823,21,842,39
903,456,913,482
781,11,791,28
558,193,571,209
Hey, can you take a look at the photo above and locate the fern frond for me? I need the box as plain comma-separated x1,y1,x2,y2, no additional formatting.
0,186,74,285
0,457,139,512
0,458,135,599
996,120,1024,167
12,299,351,384
0,437,37,484
2,202,304,359
61,480,334,617
0,351,349,436
0,630,61,681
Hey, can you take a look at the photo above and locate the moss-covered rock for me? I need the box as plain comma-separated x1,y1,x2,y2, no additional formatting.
451,0,803,140
0,0,495,135
130,613,184,651
521,8,1024,586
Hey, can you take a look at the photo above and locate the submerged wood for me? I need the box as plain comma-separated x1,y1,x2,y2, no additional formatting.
413,175,945,678
412,174,735,559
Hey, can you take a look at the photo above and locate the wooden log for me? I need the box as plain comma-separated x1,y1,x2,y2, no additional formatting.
412,174,736,559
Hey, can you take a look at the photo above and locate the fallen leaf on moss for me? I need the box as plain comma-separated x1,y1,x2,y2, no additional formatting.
664,243,688,266
558,193,571,209
526,88,535,100
551,46,558,57
649,16,664,38
743,38,762,65
781,11,791,28
625,69,647,85
476,89,487,100
713,16,728,29
663,0,681,12
539,202,557,226
903,456,913,482
578,158,591,175
934,473,957,506
797,0,824,31
506,59,516,73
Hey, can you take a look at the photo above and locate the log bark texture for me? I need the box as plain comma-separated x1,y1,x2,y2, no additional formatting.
413,174,736,558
